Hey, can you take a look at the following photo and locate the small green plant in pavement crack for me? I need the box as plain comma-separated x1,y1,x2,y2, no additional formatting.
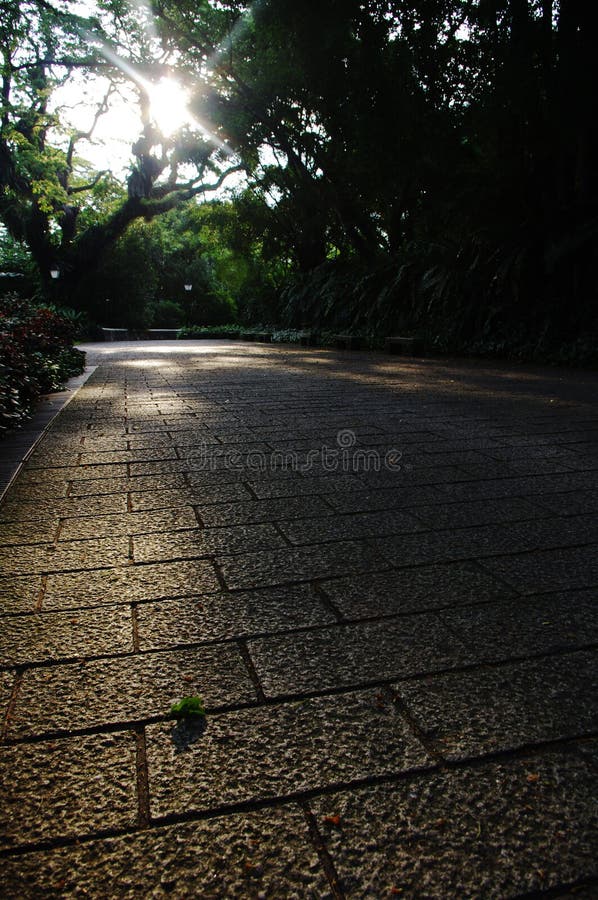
170,696,206,720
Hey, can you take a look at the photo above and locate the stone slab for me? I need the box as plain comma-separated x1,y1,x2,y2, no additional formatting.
411,496,543,529
440,590,598,660
325,485,444,514
69,473,187,498
8,645,256,739
137,585,336,649
280,509,423,545
0,493,129,522
311,750,598,897
0,537,129,576
58,506,198,541
0,805,329,898
0,575,43,614
480,545,598,594
0,605,133,665
1,668,14,715
320,563,515,619
197,495,335,527
132,523,286,564
131,483,251,511
0,520,58,547
219,540,391,591
248,614,472,697
0,732,137,849
147,689,431,817
42,559,221,610
395,651,598,759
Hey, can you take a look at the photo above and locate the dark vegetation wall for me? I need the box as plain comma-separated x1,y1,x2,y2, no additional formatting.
0,1,596,364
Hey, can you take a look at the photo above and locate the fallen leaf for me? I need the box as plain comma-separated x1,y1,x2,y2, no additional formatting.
323,814,341,827
526,773,540,783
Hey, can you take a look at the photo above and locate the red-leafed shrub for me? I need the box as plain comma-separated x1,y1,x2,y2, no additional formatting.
0,294,86,434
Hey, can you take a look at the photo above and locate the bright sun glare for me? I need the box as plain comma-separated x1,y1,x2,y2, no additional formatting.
148,77,192,137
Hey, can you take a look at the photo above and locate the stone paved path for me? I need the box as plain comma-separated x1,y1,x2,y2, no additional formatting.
1,340,597,898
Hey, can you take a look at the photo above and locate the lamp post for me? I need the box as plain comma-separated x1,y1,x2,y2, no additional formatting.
50,267,60,280
184,283,192,292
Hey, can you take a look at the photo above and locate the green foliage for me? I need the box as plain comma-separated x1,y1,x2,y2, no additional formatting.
170,696,206,720
149,300,184,328
176,324,244,339
0,293,86,433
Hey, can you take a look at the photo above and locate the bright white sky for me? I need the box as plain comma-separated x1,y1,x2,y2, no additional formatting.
50,0,244,189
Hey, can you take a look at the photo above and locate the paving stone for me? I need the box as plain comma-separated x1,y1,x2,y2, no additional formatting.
248,615,472,697
533,488,598,516
17,462,129,483
198,495,335,527
280,509,423,545
1,668,14,713
137,585,336,649
0,805,329,898
0,732,137,848
358,465,469,490
311,750,598,898
78,448,179,465
480,545,598,594
131,482,251,511
0,606,133,665
404,647,598,755
0,575,43,614
440,590,598,661
6,480,70,501
0,520,57,547
462,514,598,556
9,645,255,739
219,540,391,591
70,473,188,497
58,506,198,541
411,496,543,529
0,536,129,576
0,494,127,522
320,563,515,619
436,471,598,501
132,523,286,564
147,689,431,818
43,559,221,610
325,485,443,514
248,473,365,500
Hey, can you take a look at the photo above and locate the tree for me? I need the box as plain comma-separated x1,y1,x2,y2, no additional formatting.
0,0,243,304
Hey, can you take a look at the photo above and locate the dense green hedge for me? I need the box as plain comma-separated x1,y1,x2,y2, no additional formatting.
0,294,86,434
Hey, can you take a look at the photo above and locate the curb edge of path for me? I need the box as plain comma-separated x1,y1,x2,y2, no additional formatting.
0,364,98,504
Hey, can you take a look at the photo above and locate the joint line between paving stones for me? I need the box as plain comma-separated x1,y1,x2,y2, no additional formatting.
300,801,346,900
1,737,595,859
134,726,151,827
237,639,267,704
1,670,23,741
312,581,345,622
385,685,446,763
34,575,47,612
131,602,140,652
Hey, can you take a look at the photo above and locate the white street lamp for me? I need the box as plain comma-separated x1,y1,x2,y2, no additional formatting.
50,267,60,279
184,283,192,291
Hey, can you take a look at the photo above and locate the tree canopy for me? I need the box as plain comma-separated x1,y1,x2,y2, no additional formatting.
1,0,596,359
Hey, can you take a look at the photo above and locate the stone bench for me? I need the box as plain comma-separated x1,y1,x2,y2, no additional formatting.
243,331,272,343
146,329,180,340
333,334,363,350
101,327,129,341
384,335,423,355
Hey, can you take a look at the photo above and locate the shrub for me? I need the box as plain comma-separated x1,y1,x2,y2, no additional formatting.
0,294,86,434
